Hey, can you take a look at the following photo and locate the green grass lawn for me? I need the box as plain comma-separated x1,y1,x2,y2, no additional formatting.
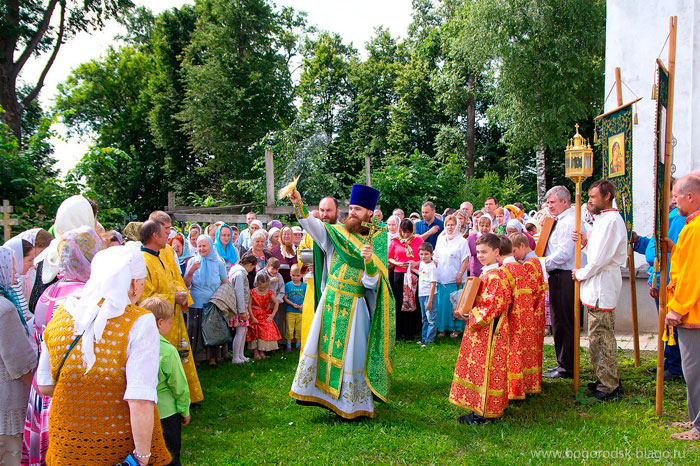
181,339,697,465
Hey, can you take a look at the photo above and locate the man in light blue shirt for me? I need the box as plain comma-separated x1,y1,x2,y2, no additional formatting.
236,211,258,252
415,201,444,249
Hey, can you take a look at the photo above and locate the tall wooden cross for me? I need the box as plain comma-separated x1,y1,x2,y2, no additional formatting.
1,200,19,242
361,217,385,246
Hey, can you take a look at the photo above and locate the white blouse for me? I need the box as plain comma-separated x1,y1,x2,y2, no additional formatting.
36,312,160,402
434,235,471,284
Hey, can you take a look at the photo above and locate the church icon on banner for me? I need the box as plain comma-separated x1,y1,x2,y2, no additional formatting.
608,132,625,178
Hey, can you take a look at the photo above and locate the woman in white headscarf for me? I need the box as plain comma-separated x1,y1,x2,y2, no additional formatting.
434,215,471,338
36,244,171,466
4,235,35,321
506,219,537,250
0,246,37,465
247,230,271,288
386,215,400,244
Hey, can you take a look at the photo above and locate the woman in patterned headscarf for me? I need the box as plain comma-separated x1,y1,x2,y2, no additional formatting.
123,222,143,243
22,226,104,466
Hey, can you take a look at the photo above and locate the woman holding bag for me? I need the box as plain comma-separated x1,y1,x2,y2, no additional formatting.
388,219,423,340
434,215,471,338
184,236,229,367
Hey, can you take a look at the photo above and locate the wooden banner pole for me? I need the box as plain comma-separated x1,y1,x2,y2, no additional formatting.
656,15,677,417
614,67,641,367
573,179,582,393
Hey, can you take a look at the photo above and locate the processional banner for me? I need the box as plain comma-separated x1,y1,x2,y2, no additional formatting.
653,60,669,266
600,104,634,239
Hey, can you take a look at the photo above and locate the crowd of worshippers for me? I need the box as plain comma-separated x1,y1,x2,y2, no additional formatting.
1,172,700,466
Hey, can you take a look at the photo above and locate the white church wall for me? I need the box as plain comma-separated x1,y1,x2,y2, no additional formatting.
604,1,699,334
606,0,699,241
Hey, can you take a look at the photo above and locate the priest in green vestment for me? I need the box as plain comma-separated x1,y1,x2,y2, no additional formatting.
288,184,395,419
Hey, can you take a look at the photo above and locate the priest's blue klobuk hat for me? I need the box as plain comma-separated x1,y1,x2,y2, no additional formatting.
349,184,380,212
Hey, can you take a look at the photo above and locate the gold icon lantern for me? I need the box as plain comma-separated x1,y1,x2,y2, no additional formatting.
565,123,594,182
565,123,593,395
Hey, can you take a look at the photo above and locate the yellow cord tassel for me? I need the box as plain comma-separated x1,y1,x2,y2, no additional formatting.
651,83,658,100
634,109,639,125
668,324,676,346
663,324,677,346
593,126,598,143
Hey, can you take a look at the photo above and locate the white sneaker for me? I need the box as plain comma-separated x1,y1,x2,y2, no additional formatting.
231,358,244,364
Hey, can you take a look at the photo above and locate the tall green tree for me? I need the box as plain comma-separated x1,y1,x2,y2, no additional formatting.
179,0,303,183
454,0,605,204
298,32,358,144
0,0,134,147
387,0,446,159
340,28,405,176
148,5,201,199
56,46,167,220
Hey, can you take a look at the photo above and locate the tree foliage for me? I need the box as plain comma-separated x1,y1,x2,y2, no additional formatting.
0,107,74,230
40,0,607,224
0,0,134,146
56,46,167,221
178,0,303,182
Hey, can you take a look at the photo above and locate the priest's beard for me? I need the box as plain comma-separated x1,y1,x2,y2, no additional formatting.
345,213,371,235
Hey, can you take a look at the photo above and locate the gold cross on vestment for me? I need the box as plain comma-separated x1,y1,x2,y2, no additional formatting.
361,217,386,245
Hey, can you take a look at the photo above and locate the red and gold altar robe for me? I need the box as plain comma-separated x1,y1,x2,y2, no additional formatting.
521,256,547,394
500,258,533,400
449,266,512,418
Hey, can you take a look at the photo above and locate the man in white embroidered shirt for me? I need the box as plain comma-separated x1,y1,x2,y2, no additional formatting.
573,180,627,401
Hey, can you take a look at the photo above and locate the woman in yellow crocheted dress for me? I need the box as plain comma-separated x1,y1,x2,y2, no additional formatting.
36,244,170,466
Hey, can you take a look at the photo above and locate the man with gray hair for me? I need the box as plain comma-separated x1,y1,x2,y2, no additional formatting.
392,208,405,221
542,185,578,379
460,202,474,232
663,174,700,441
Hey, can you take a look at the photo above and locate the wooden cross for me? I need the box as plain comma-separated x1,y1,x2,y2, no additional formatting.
361,217,386,246
1,200,19,242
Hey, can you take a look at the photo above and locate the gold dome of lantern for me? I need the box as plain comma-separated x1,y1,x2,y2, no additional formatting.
565,123,594,181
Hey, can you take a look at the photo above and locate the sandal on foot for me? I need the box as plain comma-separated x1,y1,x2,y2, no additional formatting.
671,429,700,441
449,331,459,338
672,421,694,429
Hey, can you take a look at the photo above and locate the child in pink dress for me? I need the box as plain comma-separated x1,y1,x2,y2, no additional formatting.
246,274,281,359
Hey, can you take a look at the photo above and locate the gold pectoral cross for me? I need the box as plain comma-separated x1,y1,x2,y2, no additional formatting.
361,217,386,245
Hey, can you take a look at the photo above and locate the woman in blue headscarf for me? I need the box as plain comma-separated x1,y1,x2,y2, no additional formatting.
184,236,229,367
215,224,238,270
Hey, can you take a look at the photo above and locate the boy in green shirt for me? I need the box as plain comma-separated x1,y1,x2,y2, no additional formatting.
141,297,191,466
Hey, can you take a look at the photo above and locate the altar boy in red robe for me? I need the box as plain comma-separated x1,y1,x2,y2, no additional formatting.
497,235,531,400
510,232,547,394
449,233,513,424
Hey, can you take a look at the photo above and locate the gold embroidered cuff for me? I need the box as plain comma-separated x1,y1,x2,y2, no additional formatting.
294,202,309,219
